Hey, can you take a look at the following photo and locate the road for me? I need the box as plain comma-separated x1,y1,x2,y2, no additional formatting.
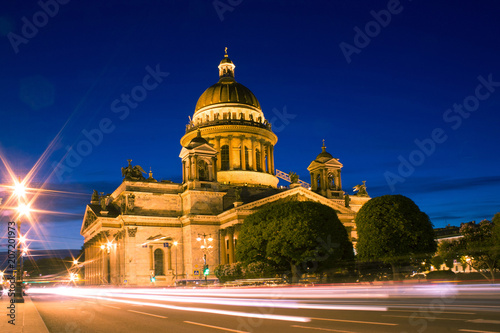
29,283,500,333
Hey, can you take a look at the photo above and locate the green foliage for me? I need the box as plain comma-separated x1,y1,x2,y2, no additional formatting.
431,255,444,270
23,257,72,277
214,263,243,283
236,201,354,282
214,261,275,282
459,218,499,281
355,195,437,278
493,213,500,259
436,240,461,269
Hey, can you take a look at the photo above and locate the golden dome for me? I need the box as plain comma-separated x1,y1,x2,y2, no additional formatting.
194,53,261,113
195,78,261,112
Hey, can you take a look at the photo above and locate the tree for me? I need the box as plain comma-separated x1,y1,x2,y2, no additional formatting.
236,201,354,283
493,213,500,260
459,218,499,281
355,195,437,280
436,239,461,270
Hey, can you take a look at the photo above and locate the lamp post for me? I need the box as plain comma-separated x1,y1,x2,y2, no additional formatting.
173,241,178,286
196,233,213,285
100,241,114,284
14,181,29,304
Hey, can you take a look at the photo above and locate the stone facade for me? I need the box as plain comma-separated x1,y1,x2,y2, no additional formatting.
80,52,370,286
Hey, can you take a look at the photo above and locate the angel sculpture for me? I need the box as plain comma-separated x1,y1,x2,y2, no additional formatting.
353,181,369,196
121,159,146,181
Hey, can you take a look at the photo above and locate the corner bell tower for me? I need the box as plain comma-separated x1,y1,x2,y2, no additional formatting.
307,141,344,199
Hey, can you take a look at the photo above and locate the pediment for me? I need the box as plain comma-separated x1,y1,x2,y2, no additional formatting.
307,158,343,171
179,143,218,159
235,186,354,216
81,206,98,234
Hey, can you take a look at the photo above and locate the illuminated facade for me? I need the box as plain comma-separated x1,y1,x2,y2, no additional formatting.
80,52,370,286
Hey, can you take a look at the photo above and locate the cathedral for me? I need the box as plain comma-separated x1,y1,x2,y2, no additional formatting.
80,51,370,286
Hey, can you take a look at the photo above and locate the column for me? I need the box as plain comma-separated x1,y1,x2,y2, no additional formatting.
167,246,172,271
187,156,192,181
215,136,221,171
227,227,234,264
212,157,218,181
270,145,275,175
228,136,234,170
219,229,227,265
92,245,95,284
266,145,272,174
310,172,315,191
84,245,88,284
149,246,154,271
241,136,246,171
321,169,327,192
194,156,199,180
251,138,257,171
182,161,186,183
260,140,266,172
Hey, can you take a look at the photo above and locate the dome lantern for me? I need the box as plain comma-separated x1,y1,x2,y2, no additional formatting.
218,47,235,79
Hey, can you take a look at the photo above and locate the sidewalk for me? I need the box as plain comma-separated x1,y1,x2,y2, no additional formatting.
0,294,49,333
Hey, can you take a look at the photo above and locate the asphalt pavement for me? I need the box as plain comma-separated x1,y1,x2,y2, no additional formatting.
7,283,500,333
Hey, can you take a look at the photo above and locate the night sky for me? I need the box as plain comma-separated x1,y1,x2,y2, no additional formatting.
0,0,499,251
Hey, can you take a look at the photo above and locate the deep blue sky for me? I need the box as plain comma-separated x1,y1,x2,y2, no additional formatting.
0,0,499,250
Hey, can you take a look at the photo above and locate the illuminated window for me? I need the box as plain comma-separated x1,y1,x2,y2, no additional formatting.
245,147,249,169
221,145,230,170
256,149,261,171
154,249,164,276
264,150,268,172
198,159,208,181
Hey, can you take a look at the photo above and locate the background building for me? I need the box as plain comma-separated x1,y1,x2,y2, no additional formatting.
80,52,370,286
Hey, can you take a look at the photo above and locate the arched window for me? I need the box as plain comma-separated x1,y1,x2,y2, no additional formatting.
198,159,209,181
316,174,321,190
221,145,230,170
245,147,250,169
328,172,335,189
154,249,164,276
256,149,261,171
264,150,268,173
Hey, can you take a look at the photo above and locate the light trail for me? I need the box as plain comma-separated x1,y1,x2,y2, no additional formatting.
34,289,312,323
33,289,388,312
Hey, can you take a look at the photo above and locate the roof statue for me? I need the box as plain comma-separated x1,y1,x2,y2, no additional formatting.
353,180,369,197
121,159,146,181
344,194,350,208
234,186,241,202
91,189,99,203
289,171,299,184
100,192,107,210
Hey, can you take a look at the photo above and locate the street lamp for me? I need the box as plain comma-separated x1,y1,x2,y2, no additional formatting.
197,233,213,285
173,241,178,285
14,180,30,304
100,241,114,284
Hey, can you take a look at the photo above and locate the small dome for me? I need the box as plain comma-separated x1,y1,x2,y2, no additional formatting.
187,130,209,148
316,150,333,160
315,142,333,161
220,57,233,64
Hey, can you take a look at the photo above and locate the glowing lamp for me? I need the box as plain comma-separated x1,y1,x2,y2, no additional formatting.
17,203,31,216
